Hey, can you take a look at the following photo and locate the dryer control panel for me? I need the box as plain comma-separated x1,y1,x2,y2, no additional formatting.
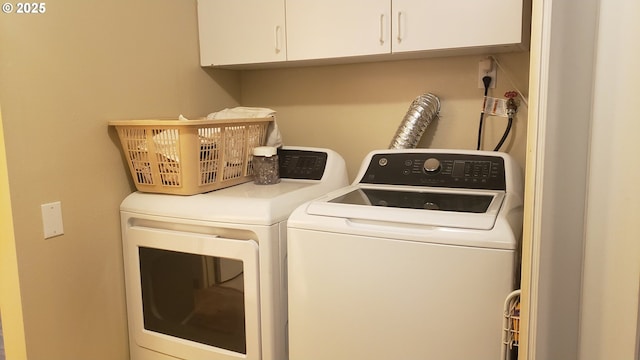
278,149,328,180
360,152,507,190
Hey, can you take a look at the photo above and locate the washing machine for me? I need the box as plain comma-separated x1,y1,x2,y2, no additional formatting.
119,146,348,360
287,149,524,360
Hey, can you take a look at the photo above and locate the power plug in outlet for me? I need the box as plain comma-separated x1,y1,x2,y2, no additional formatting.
478,58,497,89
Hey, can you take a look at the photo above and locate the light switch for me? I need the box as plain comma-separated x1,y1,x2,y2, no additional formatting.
41,201,64,239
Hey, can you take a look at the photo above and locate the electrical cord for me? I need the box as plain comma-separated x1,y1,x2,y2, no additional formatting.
476,75,492,150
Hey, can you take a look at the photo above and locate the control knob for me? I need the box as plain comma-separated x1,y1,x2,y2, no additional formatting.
423,158,441,173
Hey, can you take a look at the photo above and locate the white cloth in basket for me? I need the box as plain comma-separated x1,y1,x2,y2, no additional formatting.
206,107,283,148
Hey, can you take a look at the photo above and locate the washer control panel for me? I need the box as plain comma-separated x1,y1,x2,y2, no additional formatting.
361,152,507,190
278,148,328,180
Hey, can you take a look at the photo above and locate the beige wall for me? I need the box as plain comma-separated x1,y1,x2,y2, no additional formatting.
241,53,530,180
1,1,530,359
0,1,240,359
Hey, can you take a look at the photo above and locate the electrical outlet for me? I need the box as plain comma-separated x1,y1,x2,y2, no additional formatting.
478,58,497,89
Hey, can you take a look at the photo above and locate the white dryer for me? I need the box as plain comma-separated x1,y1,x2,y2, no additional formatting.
287,149,524,360
119,146,348,360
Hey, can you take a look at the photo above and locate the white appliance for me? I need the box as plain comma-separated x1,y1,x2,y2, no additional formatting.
119,146,348,360
287,149,524,360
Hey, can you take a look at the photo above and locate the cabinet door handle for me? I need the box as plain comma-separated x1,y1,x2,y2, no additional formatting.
275,25,282,54
379,14,385,45
397,12,403,43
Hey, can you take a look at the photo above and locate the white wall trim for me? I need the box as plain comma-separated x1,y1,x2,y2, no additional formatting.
519,0,552,356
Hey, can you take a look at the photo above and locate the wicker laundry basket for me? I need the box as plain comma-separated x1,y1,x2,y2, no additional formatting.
109,117,273,195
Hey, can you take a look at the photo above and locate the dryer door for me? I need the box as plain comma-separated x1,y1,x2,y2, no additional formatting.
124,222,260,360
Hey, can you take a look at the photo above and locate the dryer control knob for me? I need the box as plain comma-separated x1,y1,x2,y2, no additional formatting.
423,158,441,173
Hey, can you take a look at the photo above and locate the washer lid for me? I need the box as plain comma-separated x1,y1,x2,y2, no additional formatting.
306,185,505,230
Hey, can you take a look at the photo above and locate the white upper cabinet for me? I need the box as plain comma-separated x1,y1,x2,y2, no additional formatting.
197,0,529,67
197,0,287,67
392,0,525,53
286,0,391,61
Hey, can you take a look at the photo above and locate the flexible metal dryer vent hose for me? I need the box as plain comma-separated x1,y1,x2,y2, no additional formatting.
389,93,441,149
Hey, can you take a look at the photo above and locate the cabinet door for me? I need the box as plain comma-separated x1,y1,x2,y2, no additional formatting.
198,0,286,66
392,0,524,53
286,0,390,61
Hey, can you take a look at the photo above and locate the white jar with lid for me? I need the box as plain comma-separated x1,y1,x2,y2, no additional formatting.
252,146,280,185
